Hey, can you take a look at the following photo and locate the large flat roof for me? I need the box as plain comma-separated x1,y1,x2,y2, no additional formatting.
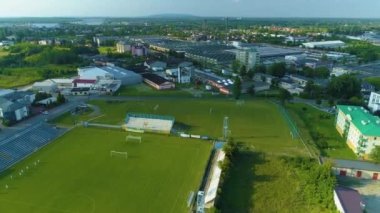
337,105,380,136
78,66,141,79
240,44,304,58
303,40,345,46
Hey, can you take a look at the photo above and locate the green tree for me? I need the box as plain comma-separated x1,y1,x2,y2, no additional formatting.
34,92,52,103
303,66,314,78
348,96,363,106
279,88,292,104
302,80,323,99
314,67,330,79
247,85,255,96
370,146,380,163
269,62,287,78
240,65,247,77
247,68,255,79
223,138,238,159
233,77,242,100
254,64,267,73
327,74,361,100
321,54,328,62
57,92,66,104
231,60,240,73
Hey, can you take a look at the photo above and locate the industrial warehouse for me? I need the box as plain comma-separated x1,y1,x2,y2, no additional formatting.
33,65,142,95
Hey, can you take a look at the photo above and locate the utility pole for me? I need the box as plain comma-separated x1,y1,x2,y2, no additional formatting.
225,17,229,43
202,19,208,33
223,116,229,140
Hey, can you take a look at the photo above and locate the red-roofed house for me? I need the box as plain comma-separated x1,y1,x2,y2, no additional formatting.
73,79,97,88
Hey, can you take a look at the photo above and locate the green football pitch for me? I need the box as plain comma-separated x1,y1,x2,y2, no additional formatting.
0,99,310,212
0,128,212,213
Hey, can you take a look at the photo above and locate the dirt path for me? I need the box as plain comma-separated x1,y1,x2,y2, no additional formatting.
87,104,102,117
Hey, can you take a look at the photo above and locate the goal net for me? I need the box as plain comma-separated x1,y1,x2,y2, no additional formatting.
126,135,142,143
110,151,128,159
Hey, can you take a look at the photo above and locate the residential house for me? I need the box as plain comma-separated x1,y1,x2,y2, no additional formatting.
32,79,58,93
361,82,375,100
368,92,380,113
142,73,175,90
0,91,35,123
253,73,277,85
336,105,380,157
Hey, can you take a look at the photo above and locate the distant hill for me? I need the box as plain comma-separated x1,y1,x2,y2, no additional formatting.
147,14,200,19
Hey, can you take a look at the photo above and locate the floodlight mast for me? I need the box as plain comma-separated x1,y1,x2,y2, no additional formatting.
223,116,229,140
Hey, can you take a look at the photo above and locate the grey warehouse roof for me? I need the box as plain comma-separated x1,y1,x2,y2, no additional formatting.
323,158,380,172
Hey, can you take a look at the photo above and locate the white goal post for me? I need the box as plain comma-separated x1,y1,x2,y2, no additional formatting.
110,151,128,159
125,135,142,143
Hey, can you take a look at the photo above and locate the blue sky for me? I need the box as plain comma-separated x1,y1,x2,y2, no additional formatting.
0,0,379,18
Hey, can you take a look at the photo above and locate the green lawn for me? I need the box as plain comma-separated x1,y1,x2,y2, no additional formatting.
87,99,305,155
0,65,76,88
52,109,95,127
98,46,117,55
0,128,211,213
116,84,193,98
286,103,357,160
0,49,9,57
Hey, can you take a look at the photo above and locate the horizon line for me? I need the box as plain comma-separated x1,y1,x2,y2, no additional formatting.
0,15,379,20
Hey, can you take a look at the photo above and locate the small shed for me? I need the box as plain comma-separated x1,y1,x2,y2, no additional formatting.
323,158,380,180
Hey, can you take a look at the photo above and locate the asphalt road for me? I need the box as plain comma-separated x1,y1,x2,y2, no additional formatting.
0,94,192,143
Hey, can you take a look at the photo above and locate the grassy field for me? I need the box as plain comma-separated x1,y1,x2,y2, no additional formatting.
287,103,356,160
217,151,334,213
52,109,95,127
98,46,117,55
0,65,76,88
0,49,9,57
0,128,211,213
85,99,305,154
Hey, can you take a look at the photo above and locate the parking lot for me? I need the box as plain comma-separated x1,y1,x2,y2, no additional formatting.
338,176,380,213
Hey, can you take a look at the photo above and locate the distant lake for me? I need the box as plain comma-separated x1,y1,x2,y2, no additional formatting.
71,18,105,25
0,23,60,28
31,23,60,28
0,18,105,28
